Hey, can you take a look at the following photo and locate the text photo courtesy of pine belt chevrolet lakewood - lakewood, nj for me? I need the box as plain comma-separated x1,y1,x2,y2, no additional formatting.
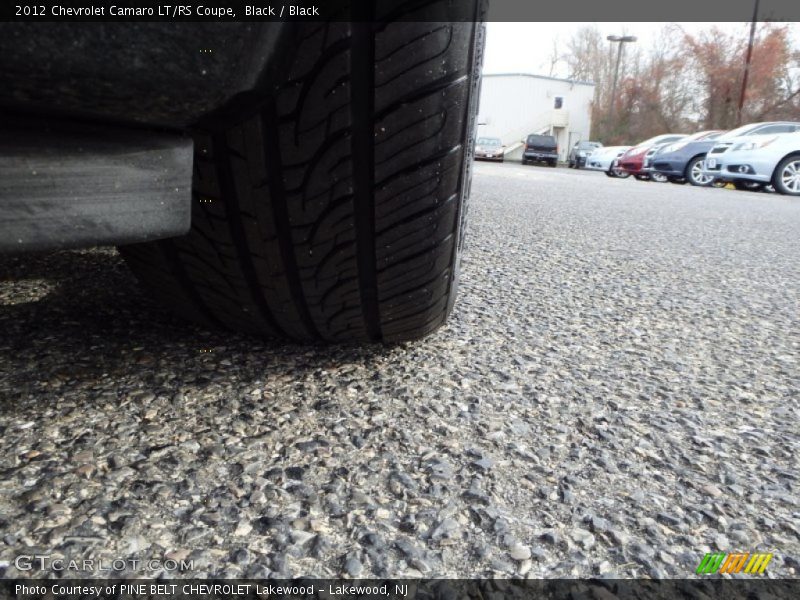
0,0,799,596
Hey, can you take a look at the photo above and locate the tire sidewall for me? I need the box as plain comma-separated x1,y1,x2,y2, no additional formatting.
772,155,800,196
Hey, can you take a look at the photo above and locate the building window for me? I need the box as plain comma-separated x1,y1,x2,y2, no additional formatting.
554,96,563,109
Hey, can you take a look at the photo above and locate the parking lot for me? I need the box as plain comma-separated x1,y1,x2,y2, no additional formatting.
1,162,798,579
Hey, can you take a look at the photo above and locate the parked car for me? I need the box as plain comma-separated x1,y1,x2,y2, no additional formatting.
584,146,632,178
702,121,800,190
701,131,800,196
649,130,725,186
568,140,603,169
522,134,558,167
474,137,505,162
618,134,687,180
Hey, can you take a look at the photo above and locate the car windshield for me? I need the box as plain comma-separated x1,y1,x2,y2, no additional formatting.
685,130,723,142
476,137,501,146
578,141,601,149
527,135,555,145
638,135,675,147
721,123,796,139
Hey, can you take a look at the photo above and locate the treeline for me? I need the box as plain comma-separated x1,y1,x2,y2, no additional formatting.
561,24,800,144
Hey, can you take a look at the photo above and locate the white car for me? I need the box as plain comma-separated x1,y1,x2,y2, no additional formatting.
703,132,800,196
584,146,632,178
703,131,800,195
702,121,800,190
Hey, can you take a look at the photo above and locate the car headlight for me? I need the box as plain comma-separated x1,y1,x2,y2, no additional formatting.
732,137,778,151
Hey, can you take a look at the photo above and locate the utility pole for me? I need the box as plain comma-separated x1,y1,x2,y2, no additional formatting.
607,35,637,130
736,0,760,127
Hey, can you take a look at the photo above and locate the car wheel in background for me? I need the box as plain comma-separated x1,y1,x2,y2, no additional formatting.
634,174,650,181
119,16,485,344
772,155,800,196
650,172,668,183
667,176,685,184
685,156,714,186
611,165,630,178
711,179,727,188
733,181,764,192
549,160,557,168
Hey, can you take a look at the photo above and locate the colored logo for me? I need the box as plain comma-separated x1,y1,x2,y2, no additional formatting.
696,552,773,575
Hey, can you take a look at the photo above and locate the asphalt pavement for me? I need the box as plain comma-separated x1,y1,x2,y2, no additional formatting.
1,163,798,579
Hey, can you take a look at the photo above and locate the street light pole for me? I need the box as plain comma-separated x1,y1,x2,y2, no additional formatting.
607,35,637,127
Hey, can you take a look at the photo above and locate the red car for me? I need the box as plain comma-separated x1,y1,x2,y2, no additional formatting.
618,134,687,180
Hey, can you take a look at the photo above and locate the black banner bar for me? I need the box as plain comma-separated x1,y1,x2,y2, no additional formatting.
3,579,800,600
2,0,800,22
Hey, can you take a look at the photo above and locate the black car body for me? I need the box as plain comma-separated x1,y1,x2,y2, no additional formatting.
568,140,602,168
522,134,558,167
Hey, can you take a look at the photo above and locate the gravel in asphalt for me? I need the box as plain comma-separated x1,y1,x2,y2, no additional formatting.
0,163,798,579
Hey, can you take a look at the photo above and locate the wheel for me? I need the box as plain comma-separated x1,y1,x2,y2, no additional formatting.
549,160,557,167
650,171,668,183
604,169,617,178
521,158,528,165
119,18,485,343
772,155,800,196
634,174,650,181
685,156,713,186
733,181,764,192
611,165,630,179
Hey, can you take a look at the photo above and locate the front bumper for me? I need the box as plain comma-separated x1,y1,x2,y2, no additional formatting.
585,157,613,171
523,151,558,162
651,156,687,178
703,152,774,183
474,150,503,161
620,158,646,174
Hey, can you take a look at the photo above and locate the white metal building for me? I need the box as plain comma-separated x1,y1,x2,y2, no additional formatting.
476,73,595,162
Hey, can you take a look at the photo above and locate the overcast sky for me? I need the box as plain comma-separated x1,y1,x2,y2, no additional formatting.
482,22,799,79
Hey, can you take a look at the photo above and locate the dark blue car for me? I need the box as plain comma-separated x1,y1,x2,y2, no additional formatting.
650,130,724,186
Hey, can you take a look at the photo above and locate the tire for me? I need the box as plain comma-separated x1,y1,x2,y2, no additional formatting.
604,169,617,178
549,160,557,168
610,165,630,179
634,174,650,181
119,17,485,343
685,156,713,187
650,171,668,183
772,154,800,196
733,180,763,192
